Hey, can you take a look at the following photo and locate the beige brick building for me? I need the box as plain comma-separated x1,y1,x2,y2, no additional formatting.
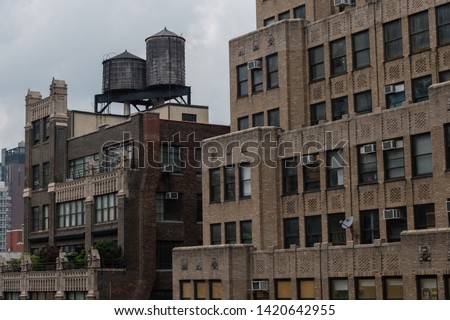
173,0,450,299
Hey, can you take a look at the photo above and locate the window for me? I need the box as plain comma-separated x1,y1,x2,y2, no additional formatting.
209,168,221,203
43,205,49,230
43,117,50,141
267,54,279,89
417,276,438,300
211,224,221,245
43,162,50,187
195,281,206,300
412,133,432,176
278,11,290,21
238,116,249,131
358,144,377,183
66,292,86,300
354,91,372,114
446,125,450,169
29,292,55,300
32,165,40,190
304,158,320,192
239,164,251,198
196,193,203,222
386,83,405,109
352,30,370,69
69,154,99,179
268,108,280,126
104,143,133,171
32,207,39,232
32,120,40,145
275,280,291,300
330,38,346,76
237,64,248,97
95,193,117,223
384,20,403,60
156,241,182,270
161,143,181,173
386,207,407,242
240,220,252,244
253,112,264,127
384,140,405,180
332,96,348,120
356,278,376,300
264,16,275,26
437,4,450,46
251,63,263,94
282,158,298,195
298,279,315,299
283,218,299,248
409,11,430,53
440,70,450,83
225,222,236,244
210,281,222,300
182,113,197,122
327,149,344,188
412,75,432,102
156,192,183,222
384,277,403,300
330,278,349,300
328,213,346,246
294,5,306,19
310,102,326,125
180,281,193,300
224,166,235,201
309,46,325,80
305,216,322,247
360,210,379,244
414,203,435,229
58,200,84,228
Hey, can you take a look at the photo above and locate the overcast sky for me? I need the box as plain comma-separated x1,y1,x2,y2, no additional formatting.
0,0,255,150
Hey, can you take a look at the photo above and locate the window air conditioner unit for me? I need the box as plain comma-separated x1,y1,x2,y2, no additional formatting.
384,85,395,94
383,209,405,220
384,84,405,94
162,165,174,173
166,192,179,200
360,144,376,154
302,155,316,165
252,281,269,291
382,140,399,151
333,0,354,7
247,60,262,70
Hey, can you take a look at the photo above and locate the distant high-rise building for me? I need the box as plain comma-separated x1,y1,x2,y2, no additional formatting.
0,183,11,252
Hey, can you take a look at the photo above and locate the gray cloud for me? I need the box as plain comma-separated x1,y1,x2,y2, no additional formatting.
0,0,255,149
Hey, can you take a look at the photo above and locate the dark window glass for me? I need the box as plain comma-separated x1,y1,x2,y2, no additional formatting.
252,65,263,94
264,16,275,26
283,218,299,248
303,158,321,192
282,158,298,195
414,203,435,230
196,193,203,222
310,102,326,125
58,200,85,228
161,143,181,173
358,144,377,184
305,215,322,247
386,207,407,242
352,30,370,69
386,83,405,109
360,210,380,244
354,91,372,114
32,120,40,145
156,192,183,222
412,133,432,176
43,162,50,187
237,64,248,97
209,168,221,203
43,205,49,230
238,116,249,131
384,140,405,180
332,96,348,120
412,75,432,103
211,224,221,245
94,193,117,223
240,220,252,244
156,241,182,270
69,154,99,179
327,149,344,188
267,54,279,88
268,108,280,126
239,164,251,198
328,213,346,246
182,113,197,122
278,11,290,21
253,112,264,127
309,46,325,80
409,11,430,53
439,70,450,83
32,165,39,190
44,117,50,141
330,38,346,76
446,125,450,170
437,4,450,46
384,20,403,60
224,166,235,201
225,222,236,244
32,207,39,232
294,5,306,19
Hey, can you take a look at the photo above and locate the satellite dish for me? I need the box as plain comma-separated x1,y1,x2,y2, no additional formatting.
340,216,354,229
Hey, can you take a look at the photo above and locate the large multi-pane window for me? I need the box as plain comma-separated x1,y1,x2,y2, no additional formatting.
69,154,99,179
282,158,298,195
384,140,405,180
251,61,263,93
412,75,432,103
156,192,183,222
328,213,346,246
327,149,344,188
95,193,117,223
352,30,370,69
309,46,324,80
268,108,280,126
329,278,349,300
267,54,279,89
412,133,432,176
417,276,438,300
283,218,299,248
32,165,40,190
32,120,40,145
209,168,221,203
253,112,264,127
360,210,380,244
58,200,84,228
210,224,221,245
414,203,435,230
354,91,372,114
310,102,326,125
383,277,403,300
240,220,252,244
305,215,322,247
384,20,403,60
386,207,407,242
294,5,306,19
104,143,133,171
32,207,39,232
409,11,430,53
437,4,450,46
330,38,346,76
239,164,251,198
358,144,377,184
332,96,348,120
224,166,235,201
225,222,236,244
237,64,248,97
238,116,249,131
161,143,181,173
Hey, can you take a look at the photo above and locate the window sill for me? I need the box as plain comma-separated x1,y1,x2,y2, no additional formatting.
409,47,431,56
209,201,222,205
383,56,404,64
384,177,406,183
252,90,263,95
303,189,321,194
156,221,183,224
309,77,325,84
358,181,378,187
267,85,280,91
239,195,252,200
355,110,372,115
352,65,371,72
412,174,433,180
281,192,299,197
329,71,348,79
224,199,236,203
326,186,345,191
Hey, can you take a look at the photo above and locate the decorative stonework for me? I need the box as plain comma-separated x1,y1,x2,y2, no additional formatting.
419,246,431,262
382,253,399,271
211,258,218,270
412,111,428,131
181,259,188,271
253,40,259,51
440,49,450,67
329,16,347,40
307,198,319,213
267,34,275,46
361,190,375,207
358,123,373,141
196,258,202,270
238,46,245,56
351,9,368,31
311,82,325,101
285,200,297,215
383,1,400,20
297,255,314,274
389,187,403,203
